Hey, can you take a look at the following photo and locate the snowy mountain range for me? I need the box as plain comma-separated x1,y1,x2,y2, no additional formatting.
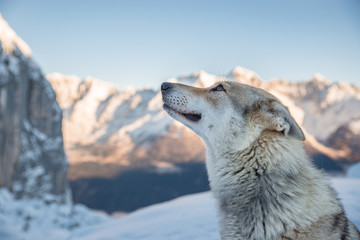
48,73,205,180
49,67,360,180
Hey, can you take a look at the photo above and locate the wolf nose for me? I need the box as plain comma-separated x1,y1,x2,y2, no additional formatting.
161,82,173,92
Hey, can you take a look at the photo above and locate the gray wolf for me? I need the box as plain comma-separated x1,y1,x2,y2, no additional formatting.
161,81,360,240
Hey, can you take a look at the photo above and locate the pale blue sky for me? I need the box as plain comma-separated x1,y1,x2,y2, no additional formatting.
1,0,360,89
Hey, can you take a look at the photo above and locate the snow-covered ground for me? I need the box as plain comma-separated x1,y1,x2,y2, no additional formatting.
0,189,109,240
68,178,360,240
348,162,360,178
69,192,220,240
1,178,359,240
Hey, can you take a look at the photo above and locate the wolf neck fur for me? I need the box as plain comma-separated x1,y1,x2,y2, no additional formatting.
206,130,341,239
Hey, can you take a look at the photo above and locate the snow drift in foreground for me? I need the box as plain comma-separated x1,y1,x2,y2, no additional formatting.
0,189,109,240
69,178,360,240
1,178,359,240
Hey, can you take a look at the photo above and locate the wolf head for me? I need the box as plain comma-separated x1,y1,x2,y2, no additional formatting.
161,81,305,152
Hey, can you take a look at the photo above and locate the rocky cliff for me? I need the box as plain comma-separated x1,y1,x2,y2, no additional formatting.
0,15,109,238
0,14,69,202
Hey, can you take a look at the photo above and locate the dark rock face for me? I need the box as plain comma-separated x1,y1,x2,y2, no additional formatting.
0,36,69,202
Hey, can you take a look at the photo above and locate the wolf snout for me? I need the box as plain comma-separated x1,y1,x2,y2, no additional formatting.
161,82,173,93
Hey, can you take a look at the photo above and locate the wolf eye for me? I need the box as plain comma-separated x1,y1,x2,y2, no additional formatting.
211,84,225,92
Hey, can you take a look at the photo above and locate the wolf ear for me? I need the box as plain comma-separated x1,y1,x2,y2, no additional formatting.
257,99,305,141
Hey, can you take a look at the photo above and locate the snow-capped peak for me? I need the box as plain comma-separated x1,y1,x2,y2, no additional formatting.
231,66,259,80
0,14,32,57
175,67,261,88
312,73,329,84
195,70,219,87
176,70,218,87
230,66,263,87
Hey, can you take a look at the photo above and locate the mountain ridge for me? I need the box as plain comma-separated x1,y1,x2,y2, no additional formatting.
48,67,360,180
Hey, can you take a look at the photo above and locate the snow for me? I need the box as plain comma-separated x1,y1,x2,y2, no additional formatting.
1,178,359,240
231,66,260,82
295,80,360,141
0,14,32,57
348,163,360,178
177,70,219,88
349,119,360,135
331,179,360,226
67,178,358,240
69,192,220,240
0,188,109,240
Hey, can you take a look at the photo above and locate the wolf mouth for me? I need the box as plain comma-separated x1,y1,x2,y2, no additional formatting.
163,104,202,122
